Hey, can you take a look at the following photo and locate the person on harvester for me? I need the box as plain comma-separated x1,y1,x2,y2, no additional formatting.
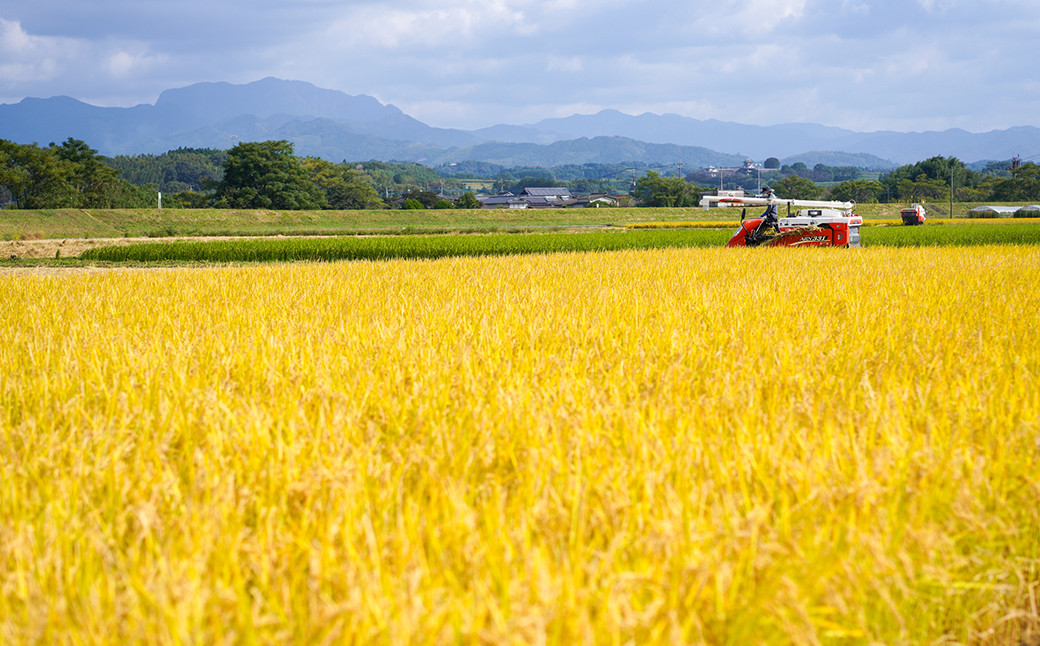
751,186,780,242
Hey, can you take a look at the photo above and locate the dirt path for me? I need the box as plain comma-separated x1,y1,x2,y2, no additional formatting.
0,236,224,260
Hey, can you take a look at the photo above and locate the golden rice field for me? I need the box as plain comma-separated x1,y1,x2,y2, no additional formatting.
2,246,1039,645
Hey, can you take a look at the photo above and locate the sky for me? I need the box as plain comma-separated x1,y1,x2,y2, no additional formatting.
2,0,1039,133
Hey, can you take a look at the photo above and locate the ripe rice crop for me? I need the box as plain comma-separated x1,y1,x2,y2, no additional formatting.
2,247,1039,644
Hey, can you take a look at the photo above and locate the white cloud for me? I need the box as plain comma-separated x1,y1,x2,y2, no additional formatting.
0,18,33,52
547,55,583,73
916,0,958,11
0,19,84,83
314,1,530,51
106,50,166,78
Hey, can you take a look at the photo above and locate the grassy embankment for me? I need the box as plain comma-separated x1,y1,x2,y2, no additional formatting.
0,207,730,241
3,202,1036,241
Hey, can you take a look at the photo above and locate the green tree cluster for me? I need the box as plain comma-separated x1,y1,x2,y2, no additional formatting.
828,179,885,203
632,171,700,207
987,162,1040,201
454,192,481,209
397,190,440,209
878,156,983,202
303,157,383,210
105,148,227,194
357,161,441,197
213,141,325,209
0,138,154,208
772,174,823,200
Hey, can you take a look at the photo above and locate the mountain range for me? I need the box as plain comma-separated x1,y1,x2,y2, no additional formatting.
2,77,1037,169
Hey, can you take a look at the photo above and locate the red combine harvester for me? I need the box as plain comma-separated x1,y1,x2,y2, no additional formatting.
699,194,863,248
900,203,927,225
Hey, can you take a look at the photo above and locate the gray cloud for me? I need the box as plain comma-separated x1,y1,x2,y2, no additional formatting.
2,0,1039,132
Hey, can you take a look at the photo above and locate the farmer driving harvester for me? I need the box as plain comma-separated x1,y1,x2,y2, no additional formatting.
750,186,780,242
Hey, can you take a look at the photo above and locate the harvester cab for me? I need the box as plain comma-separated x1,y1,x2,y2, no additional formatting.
699,194,863,248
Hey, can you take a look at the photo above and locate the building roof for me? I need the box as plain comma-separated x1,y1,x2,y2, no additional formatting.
521,187,572,197
968,205,1019,217
480,195,524,205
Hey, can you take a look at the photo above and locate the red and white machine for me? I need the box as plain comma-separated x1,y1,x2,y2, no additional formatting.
699,194,863,248
900,204,926,225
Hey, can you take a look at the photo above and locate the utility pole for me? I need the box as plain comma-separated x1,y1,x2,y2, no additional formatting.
949,167,954,220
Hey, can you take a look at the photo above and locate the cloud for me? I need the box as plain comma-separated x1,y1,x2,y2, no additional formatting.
0,18,169,105
306,1,531,53
0,17,33,52
105,50,166,78
2,0,1040,132
0,19,83,84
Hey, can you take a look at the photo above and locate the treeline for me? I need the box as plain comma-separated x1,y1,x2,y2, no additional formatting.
0,139,482,210
757,156,1040,204
441,161,655,194
104,148,228,194
4,136,1039,210
1,138,159,209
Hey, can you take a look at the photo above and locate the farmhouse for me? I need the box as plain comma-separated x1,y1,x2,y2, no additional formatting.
520,187,572,202
479,193,530,209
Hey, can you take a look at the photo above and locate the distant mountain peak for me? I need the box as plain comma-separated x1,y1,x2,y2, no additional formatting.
154,77,400,123
1,78,1037,166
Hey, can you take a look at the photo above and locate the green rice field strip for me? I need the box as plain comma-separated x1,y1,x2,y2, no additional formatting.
78,223,1040,264
80,229,732,263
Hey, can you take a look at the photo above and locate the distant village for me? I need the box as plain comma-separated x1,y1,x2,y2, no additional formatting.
476,187,628,209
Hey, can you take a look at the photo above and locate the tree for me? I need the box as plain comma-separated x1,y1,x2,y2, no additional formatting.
401,198,424,210
303,157,382,210
632,171,699,207
764,157,781,169
879,155,985,203
828,179,885,203
0,140,76,208
399,190,439,209
214,140,325,210
812,163,833,182
454,192,481,209
106,147,227,194
52,138,154,208
896,174,946,202
773,174,822,200
988,162,1040,201
433,199,454,209
0,138,156,208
